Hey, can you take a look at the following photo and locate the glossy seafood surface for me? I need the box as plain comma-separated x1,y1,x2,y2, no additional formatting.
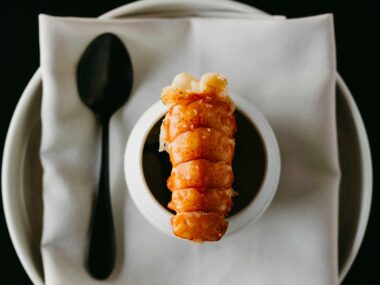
167,159,233,190
160,73,236,242
163,99,236,143
169,128,235,166
168,188,234,216
171,212,228,242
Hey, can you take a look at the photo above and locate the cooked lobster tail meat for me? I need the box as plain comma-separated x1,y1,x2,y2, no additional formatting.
160,73,236,242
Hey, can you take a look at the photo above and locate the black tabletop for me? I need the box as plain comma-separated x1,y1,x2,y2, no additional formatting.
1,0,378,284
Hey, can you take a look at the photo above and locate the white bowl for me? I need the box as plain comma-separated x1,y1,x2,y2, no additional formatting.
124,95,281,237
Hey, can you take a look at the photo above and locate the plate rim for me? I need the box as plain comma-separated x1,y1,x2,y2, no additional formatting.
335,74,373,281
1,0,373,284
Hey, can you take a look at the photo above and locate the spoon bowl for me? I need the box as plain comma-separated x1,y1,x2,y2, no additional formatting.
77,33,133,119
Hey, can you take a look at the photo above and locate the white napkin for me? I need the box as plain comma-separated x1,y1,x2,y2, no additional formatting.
39,12,339,285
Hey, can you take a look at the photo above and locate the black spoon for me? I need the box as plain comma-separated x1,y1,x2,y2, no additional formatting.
77,33,133,280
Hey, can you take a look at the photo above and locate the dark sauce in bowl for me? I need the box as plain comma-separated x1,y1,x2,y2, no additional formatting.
142,110,266,217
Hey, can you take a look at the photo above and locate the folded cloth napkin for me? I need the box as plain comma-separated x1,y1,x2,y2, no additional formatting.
39,11,339,285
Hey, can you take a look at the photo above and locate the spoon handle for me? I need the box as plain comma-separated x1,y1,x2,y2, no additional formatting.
87,118,116,280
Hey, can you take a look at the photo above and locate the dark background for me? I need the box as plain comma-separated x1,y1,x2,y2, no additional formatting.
0,0,378,284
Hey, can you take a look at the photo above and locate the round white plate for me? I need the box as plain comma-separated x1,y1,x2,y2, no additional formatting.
1,1,372,284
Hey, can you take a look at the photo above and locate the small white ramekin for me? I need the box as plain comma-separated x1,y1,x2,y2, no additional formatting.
124,95,281,237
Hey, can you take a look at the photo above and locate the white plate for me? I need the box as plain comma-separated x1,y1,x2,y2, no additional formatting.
1,1,372,284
